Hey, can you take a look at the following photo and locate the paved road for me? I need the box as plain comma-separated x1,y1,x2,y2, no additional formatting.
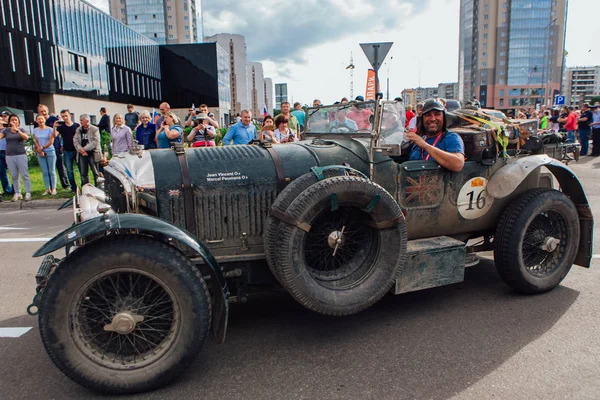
0,157,599,399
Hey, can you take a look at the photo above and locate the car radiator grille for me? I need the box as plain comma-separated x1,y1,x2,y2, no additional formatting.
104,172,128,213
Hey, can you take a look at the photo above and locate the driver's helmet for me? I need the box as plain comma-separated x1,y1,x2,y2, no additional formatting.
418,98,447,134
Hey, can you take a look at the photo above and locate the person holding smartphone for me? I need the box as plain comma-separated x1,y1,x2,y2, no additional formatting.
0,114,31,201
187,113,216,147
156,112,183,149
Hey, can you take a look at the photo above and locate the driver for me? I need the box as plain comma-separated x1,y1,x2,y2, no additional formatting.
405,99,465,172
329,109,358,132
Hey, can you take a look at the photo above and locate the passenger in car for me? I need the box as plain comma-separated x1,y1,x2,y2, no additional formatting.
405,99,465,172
329,110,358,132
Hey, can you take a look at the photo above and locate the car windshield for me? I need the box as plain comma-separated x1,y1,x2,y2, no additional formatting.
305,101,376,134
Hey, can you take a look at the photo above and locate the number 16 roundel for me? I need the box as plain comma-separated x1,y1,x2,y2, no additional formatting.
457,177,494,220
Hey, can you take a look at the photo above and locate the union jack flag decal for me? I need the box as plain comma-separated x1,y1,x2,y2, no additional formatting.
403,174,442,205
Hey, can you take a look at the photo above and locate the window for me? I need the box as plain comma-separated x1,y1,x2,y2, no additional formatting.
168,25,172,30
551,10,556,16
186,34,190,39
484,4,488,10
499,79,505,84
168,15,172,19
184,16,188,21
169,34,174,39
503,2,507,8
502,22,507,27
121,8,125,13
184,25,189,30
484,24,488,29
502,12,506,18
483,33,488,39
550,30,555,36
500,89,504,96
500,41,506,47
481,80,487,85
135,15,138,20
154,33,157,38
481,90,486,96
500,69,505,75
549,40,554,45
483,43,487,48
153,14,156,19
500,51,505,56
500,99,504,106
482,52,487,57
167,6,171,10
482,61,487,67
482,71,487,76
484,14,488,20
499,61,505,66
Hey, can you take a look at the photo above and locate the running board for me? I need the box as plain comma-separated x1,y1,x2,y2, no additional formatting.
395,236,466,295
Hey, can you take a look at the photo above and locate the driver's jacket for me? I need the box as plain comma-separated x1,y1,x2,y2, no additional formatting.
329,118,358,132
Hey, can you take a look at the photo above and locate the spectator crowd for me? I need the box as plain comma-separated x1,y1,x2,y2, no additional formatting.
1,97,598,202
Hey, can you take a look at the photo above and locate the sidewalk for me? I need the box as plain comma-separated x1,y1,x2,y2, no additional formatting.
0,198,67,210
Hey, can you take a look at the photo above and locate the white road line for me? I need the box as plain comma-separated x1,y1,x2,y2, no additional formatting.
0,227,28,230
593,255,600,259
0,238,51,243
0,327,32,338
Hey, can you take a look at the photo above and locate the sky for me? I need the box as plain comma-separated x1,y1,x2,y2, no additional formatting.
91,0,599,106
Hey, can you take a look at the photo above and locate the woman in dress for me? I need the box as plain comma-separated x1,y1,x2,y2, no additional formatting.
111,114,133,154
135,111,157,149
33,114,57,195
0,114,31,201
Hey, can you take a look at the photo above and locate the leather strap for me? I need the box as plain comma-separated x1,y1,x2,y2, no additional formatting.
269,208,311,232
264,145,288,191
174,144,196,234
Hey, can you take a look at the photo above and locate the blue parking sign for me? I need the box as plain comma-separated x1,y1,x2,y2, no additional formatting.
555,95,565,105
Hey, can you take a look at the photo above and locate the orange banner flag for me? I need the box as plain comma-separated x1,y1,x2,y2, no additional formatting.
365,69,376,100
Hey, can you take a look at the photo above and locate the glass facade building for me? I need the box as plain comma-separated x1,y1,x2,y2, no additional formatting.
0,0,225,112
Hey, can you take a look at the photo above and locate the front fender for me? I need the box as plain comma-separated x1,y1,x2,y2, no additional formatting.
488,155,594,268
33,213,229,343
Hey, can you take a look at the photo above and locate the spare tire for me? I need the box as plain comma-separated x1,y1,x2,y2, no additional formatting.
275,176,407,316
264,168,364,286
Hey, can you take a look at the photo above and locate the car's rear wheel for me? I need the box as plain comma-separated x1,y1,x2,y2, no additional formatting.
275,176,406,316
494,188,580,294
38,236,211,394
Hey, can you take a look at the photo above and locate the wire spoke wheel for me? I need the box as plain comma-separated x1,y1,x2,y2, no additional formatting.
521,211,568,277
72,269,179,370
303,206,378,288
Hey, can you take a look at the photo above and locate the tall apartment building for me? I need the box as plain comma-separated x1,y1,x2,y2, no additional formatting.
264,78,274,115
458,0,567,111
109,0,202,44
246,62,265,118
204,33,249,115
564,66,600,106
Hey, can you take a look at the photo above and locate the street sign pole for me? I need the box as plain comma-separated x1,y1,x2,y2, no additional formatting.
360,42,393,99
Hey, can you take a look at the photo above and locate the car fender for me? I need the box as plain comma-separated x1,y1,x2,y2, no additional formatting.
33,213,229,343
488,155,594,268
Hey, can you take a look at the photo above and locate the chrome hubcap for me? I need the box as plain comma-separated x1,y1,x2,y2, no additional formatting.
104,312,144,335
540,237,560,253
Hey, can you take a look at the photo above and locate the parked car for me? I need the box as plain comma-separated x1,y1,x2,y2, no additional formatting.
445,99,462,112
28,100,594,394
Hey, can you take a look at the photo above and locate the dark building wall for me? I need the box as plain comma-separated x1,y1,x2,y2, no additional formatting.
159,43,219,108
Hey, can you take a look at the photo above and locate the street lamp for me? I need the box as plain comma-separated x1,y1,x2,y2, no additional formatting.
384,56,394,100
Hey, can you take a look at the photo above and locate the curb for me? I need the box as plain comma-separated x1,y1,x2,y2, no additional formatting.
0,198,68,210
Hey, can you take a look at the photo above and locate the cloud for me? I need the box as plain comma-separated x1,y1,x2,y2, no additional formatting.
202,0,428,63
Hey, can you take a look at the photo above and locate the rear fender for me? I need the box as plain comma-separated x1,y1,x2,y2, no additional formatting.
33,213,229,343
488,155,594,268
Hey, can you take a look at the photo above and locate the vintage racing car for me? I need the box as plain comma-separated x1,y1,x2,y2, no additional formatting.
28,100,594,394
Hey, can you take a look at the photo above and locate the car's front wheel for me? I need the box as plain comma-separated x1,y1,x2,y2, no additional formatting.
494,188,580,294
38,236,211,394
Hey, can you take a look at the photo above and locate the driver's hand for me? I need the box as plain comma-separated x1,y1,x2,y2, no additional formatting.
405,130,426,147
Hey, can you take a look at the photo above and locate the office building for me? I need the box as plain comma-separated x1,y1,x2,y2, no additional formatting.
204,33,249,115
247,62,265,118
0,0,228,123
564,66,600,106
275,83,288,109
109,0,203,45
458,0,567,111
264,78,273,115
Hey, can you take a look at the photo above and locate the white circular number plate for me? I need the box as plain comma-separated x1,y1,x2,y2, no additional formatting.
457,177,494,220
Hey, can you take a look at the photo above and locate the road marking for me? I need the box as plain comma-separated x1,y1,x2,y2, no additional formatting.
593,255,600,259
0,238,51,243
0,327,32,338
0,227,28,230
